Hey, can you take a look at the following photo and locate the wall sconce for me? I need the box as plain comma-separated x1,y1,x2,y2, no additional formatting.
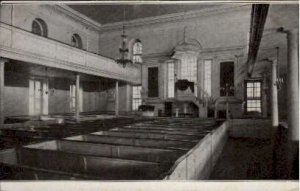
44,88,55,96
49,88,55,96
275,76,284,90
38,88,43,96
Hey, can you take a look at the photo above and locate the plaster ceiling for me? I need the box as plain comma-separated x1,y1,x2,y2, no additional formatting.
68,4,219,25
253,4,299,76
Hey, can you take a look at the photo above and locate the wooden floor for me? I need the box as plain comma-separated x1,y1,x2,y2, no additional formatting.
210,127,299,180
210,137,274,180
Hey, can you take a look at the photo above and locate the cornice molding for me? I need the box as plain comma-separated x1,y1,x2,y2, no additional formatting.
143,45,245,59
54,5,102,30
201,45,246,55
98,4,251,32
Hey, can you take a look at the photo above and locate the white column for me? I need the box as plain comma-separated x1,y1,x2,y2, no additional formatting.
287,29,299,142
262,73,268,118
125,84,131,113
271,59,279,127
75,74,80,122
115,81,119,116
270,59,279,177
226,99,229,119
286,29,299,179
0,58,7,128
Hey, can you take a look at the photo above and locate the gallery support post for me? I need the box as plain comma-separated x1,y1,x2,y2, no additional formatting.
0,58,8,129
115,81,119,116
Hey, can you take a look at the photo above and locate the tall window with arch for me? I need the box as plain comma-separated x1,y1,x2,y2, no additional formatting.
167,61,175,98
32,18,48,37
71,33,83,49
220,62,234,96
180,54,198,96
132,39,142,64
203,59,212,96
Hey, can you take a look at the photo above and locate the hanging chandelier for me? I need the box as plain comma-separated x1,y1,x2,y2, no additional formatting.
116,25,132,68
116,8,132,68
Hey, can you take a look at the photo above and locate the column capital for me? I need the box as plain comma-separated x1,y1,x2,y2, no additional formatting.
263,58,277,64
287,28,299,35
277,27,298,35
0,58,9,64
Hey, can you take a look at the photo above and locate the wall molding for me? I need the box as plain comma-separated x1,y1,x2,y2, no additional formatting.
98,4,251,32
142,45,246,61
54,5,102,30
0,46,138,84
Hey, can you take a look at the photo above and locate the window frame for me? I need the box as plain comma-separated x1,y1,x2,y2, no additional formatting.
220,61,235,97
203,59,212,96
132,85,142,111
147,66,159,98
180,55,197,82
71,33,83,49
179,54,198,97
132,39,142,64
244,80,262,115
167,61,175,98
31,18,48,37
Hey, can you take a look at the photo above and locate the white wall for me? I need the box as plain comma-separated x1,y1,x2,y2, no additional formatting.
98,5,251,58
0,5,100,54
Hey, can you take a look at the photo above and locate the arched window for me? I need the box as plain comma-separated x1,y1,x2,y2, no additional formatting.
32,18,48,37
132,39,142,64
71,33,83,49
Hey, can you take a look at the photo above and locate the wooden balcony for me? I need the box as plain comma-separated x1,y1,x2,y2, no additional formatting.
0,23,140,84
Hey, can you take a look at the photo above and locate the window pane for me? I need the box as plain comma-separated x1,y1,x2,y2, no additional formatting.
32,21,42,36
247,88,253,98
247,83,253,88
180,55,197,82
132,86,142,111
220,62,234,96
255,89,260,97
246,81,262,113
168,62,175,98
148,67,159,97
255,82,260,88
204,60,212,96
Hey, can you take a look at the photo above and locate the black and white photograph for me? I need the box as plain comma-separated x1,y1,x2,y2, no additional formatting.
0,1,298,190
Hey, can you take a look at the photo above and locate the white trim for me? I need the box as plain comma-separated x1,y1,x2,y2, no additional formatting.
54,5,102,30
98,4,251,31
1,1,299,4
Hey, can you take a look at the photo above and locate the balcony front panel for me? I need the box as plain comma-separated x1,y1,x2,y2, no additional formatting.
0,23,140,84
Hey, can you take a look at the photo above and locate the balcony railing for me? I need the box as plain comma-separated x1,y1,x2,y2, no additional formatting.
0,22,140,84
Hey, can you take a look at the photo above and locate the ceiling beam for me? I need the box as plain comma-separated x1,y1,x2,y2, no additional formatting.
247,4,269,77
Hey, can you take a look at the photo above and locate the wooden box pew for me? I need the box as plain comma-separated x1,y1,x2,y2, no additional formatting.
118,126,209,136
130,123,218,131
0,162,99,180
72,134,198,150
23,140,185,164
102,129,204,140
17,147,170,180
56,139,185,163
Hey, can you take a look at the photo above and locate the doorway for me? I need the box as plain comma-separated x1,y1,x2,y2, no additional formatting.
29,79,48,116
70,84,83,113
148,67,159,97
164,102,173,117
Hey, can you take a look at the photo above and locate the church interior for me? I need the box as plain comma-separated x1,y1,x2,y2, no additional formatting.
0,3,298,181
